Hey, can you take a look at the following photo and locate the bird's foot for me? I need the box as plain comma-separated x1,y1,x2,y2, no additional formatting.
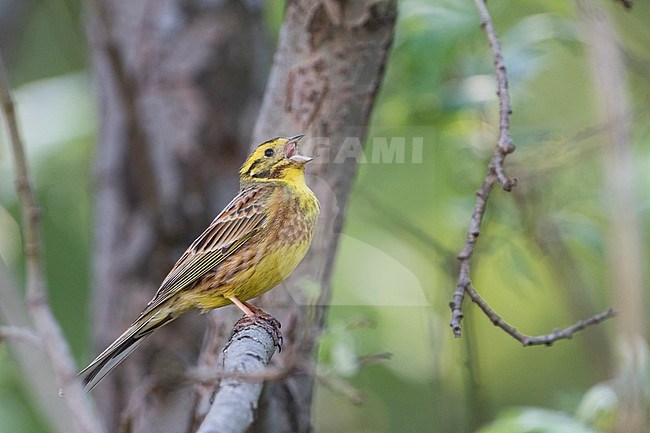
232,307,283,351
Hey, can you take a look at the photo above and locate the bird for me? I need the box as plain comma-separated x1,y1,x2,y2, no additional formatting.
79,135,320,391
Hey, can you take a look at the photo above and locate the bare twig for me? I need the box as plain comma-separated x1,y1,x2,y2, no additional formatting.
188,364,291,385
0,325,41,346
475,0,516,170
466,283,616,346
190,350,387,410
315,369,364,405
449,0,517,338
311,352,392,405
449,0,615,346
189,343,387,409
188,351,391,387
0,55,104,433
357,351,392,366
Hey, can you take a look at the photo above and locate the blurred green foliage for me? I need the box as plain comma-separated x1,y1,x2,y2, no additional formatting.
0,0,648,432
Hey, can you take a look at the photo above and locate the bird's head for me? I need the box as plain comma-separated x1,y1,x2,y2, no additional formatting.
240,135,313,185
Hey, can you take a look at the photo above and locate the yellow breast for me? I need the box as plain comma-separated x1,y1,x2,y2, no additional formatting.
181,182,319,312
234,184,319,300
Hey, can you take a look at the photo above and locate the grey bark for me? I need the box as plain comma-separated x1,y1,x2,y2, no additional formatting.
207,1,398,432
88,0,396,431
196,324,277,433
87,1,267,431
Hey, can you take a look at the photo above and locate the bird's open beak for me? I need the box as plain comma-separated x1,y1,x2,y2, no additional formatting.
285,134,313,164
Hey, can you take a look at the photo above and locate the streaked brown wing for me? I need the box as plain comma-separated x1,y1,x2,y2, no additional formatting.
139,187,268,317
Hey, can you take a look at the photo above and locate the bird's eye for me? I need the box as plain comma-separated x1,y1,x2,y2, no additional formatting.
264,148,274,157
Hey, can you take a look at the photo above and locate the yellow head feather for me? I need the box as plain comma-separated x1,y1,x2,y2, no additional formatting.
239,135,312,186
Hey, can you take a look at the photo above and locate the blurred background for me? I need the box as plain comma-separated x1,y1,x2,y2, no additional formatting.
0,0,648,432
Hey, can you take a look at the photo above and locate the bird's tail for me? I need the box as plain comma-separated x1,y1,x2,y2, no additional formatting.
79,311,175,392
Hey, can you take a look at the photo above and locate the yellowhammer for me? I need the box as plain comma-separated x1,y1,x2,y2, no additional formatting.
80,135,319,391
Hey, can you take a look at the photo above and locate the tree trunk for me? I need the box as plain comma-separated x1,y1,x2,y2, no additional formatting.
88,0,396,431
208,1,397,432
87,1,267,431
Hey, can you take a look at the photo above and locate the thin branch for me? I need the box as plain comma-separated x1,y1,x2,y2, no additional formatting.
0,325,41,346
311,352,392,405
314,351,391,405
0,55,104,433
450,180,493,337
116,379,157,433
449,0,614,345
188,364,291,385
193,318,386,431
193,363,367,407
449,0,517,338
315,369,364,405
189,338,388,410
357,351,392,366
0,262,76,432
196,319,279,433
466,283,616,346
190,358,381,408
475,0,516,164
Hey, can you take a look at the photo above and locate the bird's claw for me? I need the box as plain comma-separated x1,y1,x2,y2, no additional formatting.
232,310,283,352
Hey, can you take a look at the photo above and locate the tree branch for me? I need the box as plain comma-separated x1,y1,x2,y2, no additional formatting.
0,262,77,432
220,1,397,431
189,349,386,409
449,0,516,338
0,325,41,346
85,1,267,427
0,54,104,433
466,283,616,346
449,0,615,346
196,319,279,433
